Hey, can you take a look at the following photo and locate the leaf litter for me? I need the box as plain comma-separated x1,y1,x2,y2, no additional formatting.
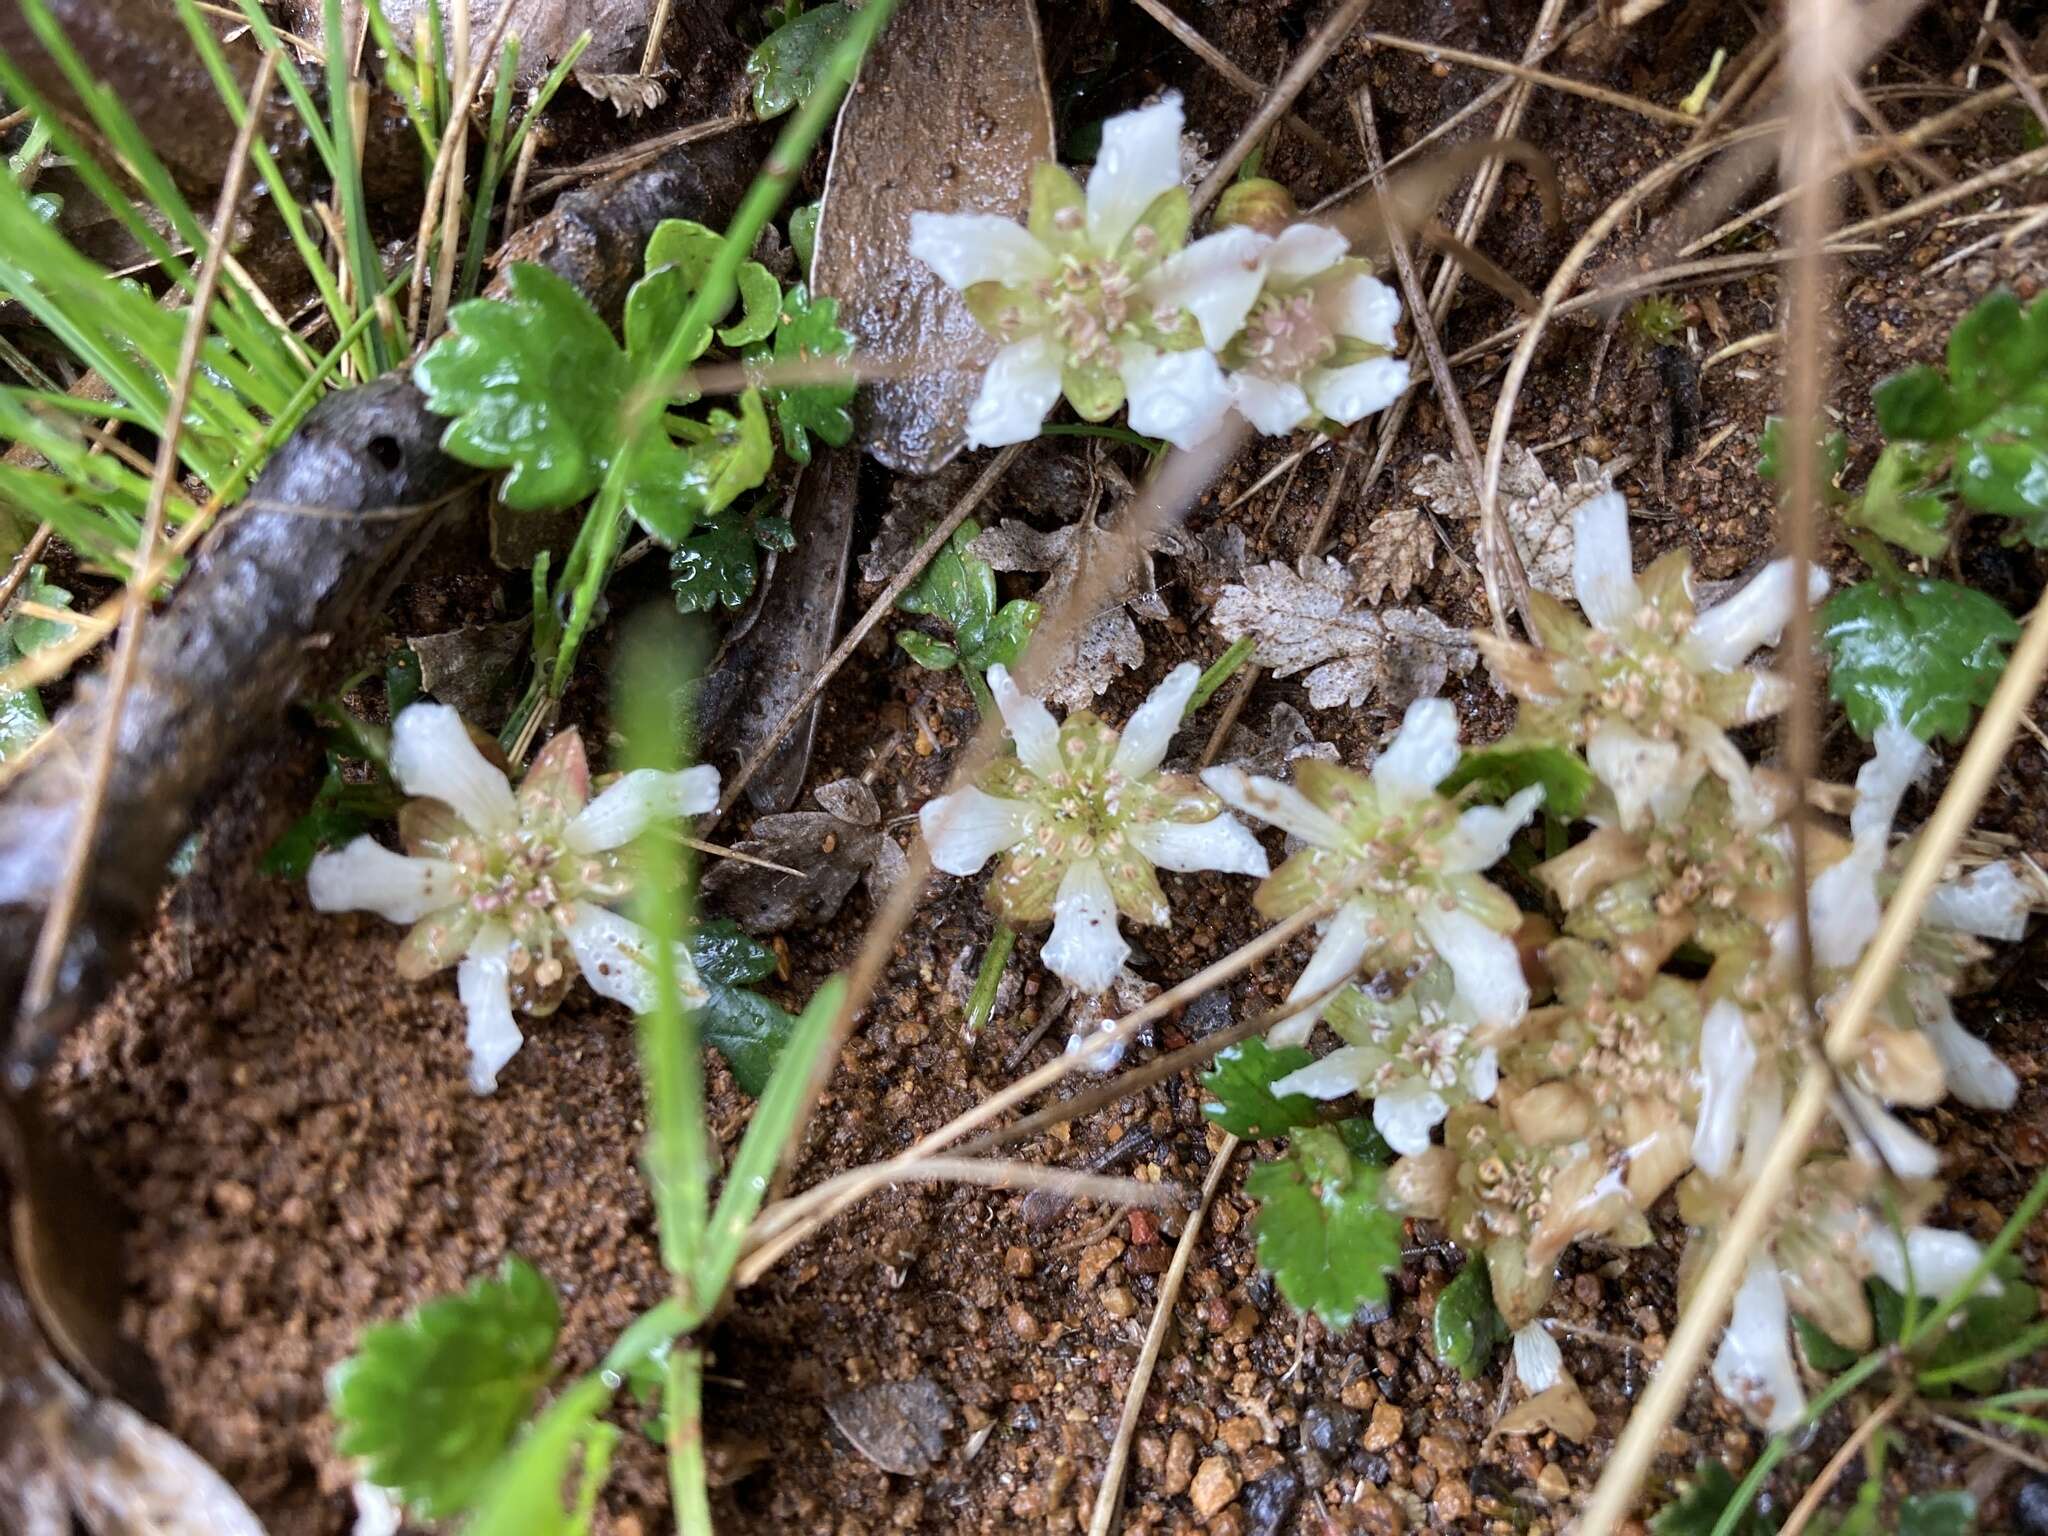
701,777,907,932
1408,442,1617,600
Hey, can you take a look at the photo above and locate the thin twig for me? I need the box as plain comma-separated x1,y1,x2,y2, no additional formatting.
1357,32,1693,125
1354,88,1533,637
0,524,55,617
17,57,276,1029
1922,1409,2048,1478
529,114,750,198
1088,1138,1238,1536
1190,0,1373,218
681,836,804,877
1777,1389,1907,1536
713,443,1026,818
1129,0,1348,170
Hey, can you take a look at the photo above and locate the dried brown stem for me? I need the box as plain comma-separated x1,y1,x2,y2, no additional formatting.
1357,31,1693,125
529,114,750,198
1778,1389,1908,1536
1128,0,1348,171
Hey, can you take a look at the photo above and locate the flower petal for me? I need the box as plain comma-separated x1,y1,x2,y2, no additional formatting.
988,662,1064,777
1926,860,2032,941
1265,222,1349,280
1272,900,1374,1045
1306,356,1408,425
1371,1083,1450,1156
1513,1322,1563,1393
457,924,524,1095
1230,372,1313,435
566,765,721,852
1683,558,1830,671
390,702,516,831
1415,903,1528,1032
1112,662,1201,778
1858,1226,1994,1302
1129,814,1271,877
1272,1045,1376,1100
1200,766,1347,847
907,211,1056,289
966,334,1066,448
1569,489,1641,631
1693,1000,1758,1178
563,902,706,1015
1912,978,2018,1110
1144,226,1269,349
1374,697,1460,804
1440,786,1543,873
1714,1257,1806,1433
1086,94,1186,253
1838,1082,1941,1179
308,837,462,923
1120,343,1231,451
920,786,1042,875
1042,858,1129,996
1850,722,1929,843
1806,844,1882,970
1586,718,1684,832
1329,272,1402,347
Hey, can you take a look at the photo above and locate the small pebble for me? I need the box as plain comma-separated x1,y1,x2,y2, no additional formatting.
1347,1486,1406,1536
1300,1404,1359,1455
1537,1462,1571,1502
1223,1304,1259,1345
1077,1239,1125,1289
1241,1467,1301,1536
1190,1456,1241,1520
2017,1476,2048,1536
1102,1284,1137,1319
1364,1402,1403,1453
1003,1246,1034,1278
1339,1377,1378,1411
1432,1477,1472,1523
1163,1429,1197,1496
1006,1303,1041,1342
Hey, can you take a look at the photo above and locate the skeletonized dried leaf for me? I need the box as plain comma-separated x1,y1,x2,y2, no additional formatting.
1211,557,1477,713
969,518,1170,708
702,777,896,931
1409,444,1614,600
1351,506,1436,605
825,1378,953,1475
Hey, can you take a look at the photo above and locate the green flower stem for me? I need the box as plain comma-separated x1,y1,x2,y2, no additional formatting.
1189,635,1256,714
667,1345,714,1536
963,921,1016,1037
964,664,997,719
546,0,905,700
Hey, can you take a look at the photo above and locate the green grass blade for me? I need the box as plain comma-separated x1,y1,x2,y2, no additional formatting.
456,34,521,303
323,0,395,373
695,974,845,1306
502,33,590,164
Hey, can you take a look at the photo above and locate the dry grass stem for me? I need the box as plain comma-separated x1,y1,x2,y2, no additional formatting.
17,56,277,1029
713,441,1026,817
0,523,55,616
1921,1410,2048,1478
1777,1390,1910,1536
1190,0,1372,217
1357,31,1693,125
1129,0,1348,170
1087,1138,1238,1536
529,114,751,198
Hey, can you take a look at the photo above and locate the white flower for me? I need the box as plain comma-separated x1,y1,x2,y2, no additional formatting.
1513,1321,1563,1392
919,663,1268,1004
909,95,1266,450
308,704,716,1092
1481,489,1828,830
1712,1255,1807,1433
1220,222,1410,435
1204,697,1538,1045
1270,963,1500,1154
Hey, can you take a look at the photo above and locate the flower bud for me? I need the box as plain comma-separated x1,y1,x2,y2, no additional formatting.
1213,176,1298,236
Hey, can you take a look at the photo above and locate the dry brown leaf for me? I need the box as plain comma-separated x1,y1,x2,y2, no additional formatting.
1352,505,1437,605
969,518,1173,709
825,1378,953,1475
1496,1376,1597,1443
1210,557,1476,713
701,778,904,932
1409,444,1615,600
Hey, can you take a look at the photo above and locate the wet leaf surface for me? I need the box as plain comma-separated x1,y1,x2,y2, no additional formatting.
824,1377,952,1475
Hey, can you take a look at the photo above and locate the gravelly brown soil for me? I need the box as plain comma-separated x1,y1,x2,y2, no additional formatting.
30,0,2048,1531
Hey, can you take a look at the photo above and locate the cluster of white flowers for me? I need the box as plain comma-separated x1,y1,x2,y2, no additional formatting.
910,95,1409,451
307,704,718,1093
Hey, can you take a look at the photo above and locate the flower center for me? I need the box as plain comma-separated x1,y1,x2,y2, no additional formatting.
1036,253,1144,369
1238,292,1336,381
1584,617,1707,737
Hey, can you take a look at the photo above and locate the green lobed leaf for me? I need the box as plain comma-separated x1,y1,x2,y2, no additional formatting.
686,921,798,1095
896,630,960,671
1897,1492,1975,1536
1245,1126,1402,1327
1200,1040,1318,1139
1945,289,2048,426
1791,1313,1859,1374
719,261,783,347
1441,742,1592,818
1651,1461,1778,1536
1872,1253,2040,1394
463,1372,618,1536
417,264,633,511
744,1,855,119
1820,579,2021,743
758,284,855,466
630,388,775,545
0,564,72,760
329,1257,561,1519
788,202,820,279
1431,1256,1507,1380
1852,442,1950,558
1873,365,1956,442
1956,400,2048,533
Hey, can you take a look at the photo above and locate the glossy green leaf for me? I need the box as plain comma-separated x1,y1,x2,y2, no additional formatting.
330,1257,561,1518
1820,578,2020,743
1945,289,2048,424
1200,1039,1318,1139
686,921,798,1095
745,1,854,119
896,630,959,671
0,564,71,760
1872,365,1955,442
1432,1257,1507,1380
719,261,783,347
417,263,633,511
758,284,855,466
789,202,820,279
1853,442,1950,558
1956,402,2048,530
1897,1492,1975,1536
463,1372,617,1536
1245,1126,1402,1327
1650,1461,1777,1536
1441,742,1592,818
896,520,1041,681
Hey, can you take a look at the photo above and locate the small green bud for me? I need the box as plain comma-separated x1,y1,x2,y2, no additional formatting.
1214,177,1298,237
